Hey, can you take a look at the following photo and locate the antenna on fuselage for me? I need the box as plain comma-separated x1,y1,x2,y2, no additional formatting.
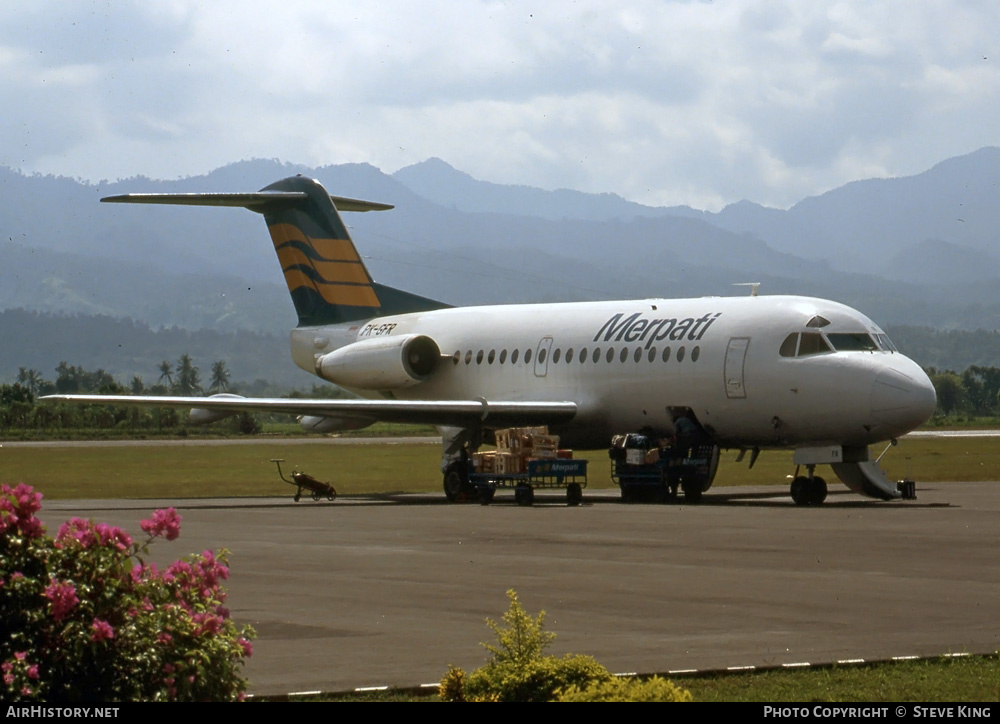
734,282,761,297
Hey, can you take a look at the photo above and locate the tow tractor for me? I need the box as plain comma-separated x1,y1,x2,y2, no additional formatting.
609,433,720,503
271,458,337,502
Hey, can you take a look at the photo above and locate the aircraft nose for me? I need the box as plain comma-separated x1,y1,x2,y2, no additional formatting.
869,363,937,434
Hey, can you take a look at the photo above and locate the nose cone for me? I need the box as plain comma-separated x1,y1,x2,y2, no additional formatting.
869,361,937,435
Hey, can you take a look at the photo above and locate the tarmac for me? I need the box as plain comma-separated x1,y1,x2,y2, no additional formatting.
41,480,1000,696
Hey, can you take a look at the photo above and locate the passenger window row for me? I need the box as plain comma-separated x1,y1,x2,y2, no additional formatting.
452,345,701,366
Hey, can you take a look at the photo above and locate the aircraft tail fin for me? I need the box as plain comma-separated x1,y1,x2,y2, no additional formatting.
102,176,450,327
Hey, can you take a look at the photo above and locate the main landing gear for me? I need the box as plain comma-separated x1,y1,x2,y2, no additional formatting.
789,465,828,505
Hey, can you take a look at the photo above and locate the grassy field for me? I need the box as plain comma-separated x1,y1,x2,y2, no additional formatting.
317,655,1000,702
3,434,999,500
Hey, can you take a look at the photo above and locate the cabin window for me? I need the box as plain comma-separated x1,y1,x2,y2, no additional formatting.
476,350,484,364
465,350,473,365
799,332,833,356
487,349,496,364
648,348,656,362
606,348,615,364
592,348,601,363
579,347,587,363
827,333,878,352
565,348,574,363
634,347,642,363
691,346,700,362
662,347,671,363
499,349,507,364
538,348,547,364
511,349,519,364
525,348,533,364
677,346,686,362
619,348,627,363
453,350,460,365
553,348,561,364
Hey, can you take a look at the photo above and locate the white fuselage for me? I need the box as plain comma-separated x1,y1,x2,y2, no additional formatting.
291,295,936,449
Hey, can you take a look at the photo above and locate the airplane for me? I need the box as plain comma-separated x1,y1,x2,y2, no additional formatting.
42,174,938,505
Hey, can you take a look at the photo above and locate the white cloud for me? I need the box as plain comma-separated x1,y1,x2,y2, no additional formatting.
1,0,998,209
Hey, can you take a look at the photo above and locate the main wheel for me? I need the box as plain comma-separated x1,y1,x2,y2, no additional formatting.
515,484,534,506
566,482,583,507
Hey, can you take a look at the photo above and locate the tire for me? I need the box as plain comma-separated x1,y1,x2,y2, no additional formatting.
790,476,810,505
515,484,534,507
566,482,582,507
443,464,470,503
809,476,828,505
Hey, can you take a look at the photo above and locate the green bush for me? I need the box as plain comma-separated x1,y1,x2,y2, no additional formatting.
556,675,693,702
465,653,612,702
440,589,612,702
1,484,254,702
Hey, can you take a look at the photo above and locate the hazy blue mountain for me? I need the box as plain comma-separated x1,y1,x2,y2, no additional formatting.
393,157,673,221
3,147,1000,367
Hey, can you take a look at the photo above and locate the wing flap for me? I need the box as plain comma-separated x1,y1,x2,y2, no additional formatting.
40,395,577,428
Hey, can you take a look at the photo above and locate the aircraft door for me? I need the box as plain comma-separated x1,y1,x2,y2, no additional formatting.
534,336,554,377
724,337,750,399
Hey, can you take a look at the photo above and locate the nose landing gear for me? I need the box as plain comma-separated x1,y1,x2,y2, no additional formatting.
790,465,828,505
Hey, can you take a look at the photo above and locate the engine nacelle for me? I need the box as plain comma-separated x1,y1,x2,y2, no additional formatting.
316,334,441,390
299,415,373,433
188,393,246,424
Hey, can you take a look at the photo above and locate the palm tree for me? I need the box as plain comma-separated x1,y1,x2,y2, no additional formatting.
209,361,231,393
174,354,202,396
157,360,174,387
16,367,43,395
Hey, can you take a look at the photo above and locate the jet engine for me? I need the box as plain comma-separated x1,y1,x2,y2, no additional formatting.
299,415,373,433
188,393,246,424
315,334,441,390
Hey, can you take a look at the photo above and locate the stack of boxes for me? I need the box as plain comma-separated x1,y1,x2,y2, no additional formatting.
472,426,572,476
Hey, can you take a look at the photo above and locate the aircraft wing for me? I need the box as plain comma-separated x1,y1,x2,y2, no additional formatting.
40,395,578,428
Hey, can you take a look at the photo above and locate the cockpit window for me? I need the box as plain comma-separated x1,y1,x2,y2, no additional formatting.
779,332,832,358
827,332,878,352
798,333,831,356
875,333,897,352
779,333,798,357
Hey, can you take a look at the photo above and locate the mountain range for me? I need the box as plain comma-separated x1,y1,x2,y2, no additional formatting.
2,148,999,383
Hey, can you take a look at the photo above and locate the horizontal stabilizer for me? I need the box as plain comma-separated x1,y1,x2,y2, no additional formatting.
41,395,578,429
101,191,394,213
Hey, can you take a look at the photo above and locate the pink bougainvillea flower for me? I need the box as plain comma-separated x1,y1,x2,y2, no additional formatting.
140,507,181,541
91,619,115,643
44,580,79,622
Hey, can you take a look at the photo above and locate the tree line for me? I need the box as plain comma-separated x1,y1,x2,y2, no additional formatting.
1,356,250,434
926,366,1000,417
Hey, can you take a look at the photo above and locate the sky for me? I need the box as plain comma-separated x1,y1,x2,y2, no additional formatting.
1,1,998,211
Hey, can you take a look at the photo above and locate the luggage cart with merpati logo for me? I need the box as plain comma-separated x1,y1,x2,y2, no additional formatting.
469,458,588,507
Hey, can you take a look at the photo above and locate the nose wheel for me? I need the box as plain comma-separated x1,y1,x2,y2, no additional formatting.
790,471,827,505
